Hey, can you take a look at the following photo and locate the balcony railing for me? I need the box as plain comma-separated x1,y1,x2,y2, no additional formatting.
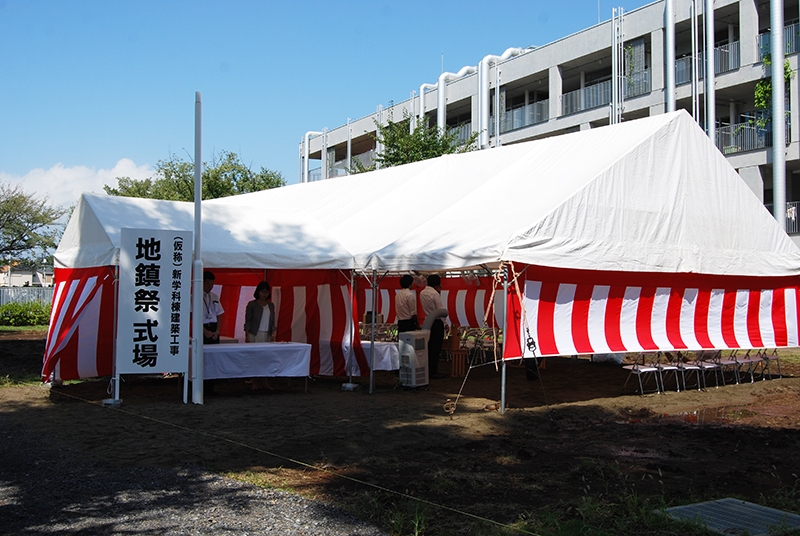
451,122,473,145
491,99,549,135
675,41,741,85
765,201,800,234
715,114,791,154
562,79,612,115
561,70,650,116
758,21,800,60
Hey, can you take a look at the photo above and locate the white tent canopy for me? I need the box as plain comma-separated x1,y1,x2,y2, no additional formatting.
58,110,800,277
54,194,354,270
209,111,800,276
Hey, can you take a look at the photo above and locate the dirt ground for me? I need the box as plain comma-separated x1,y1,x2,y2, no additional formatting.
4,330,800,534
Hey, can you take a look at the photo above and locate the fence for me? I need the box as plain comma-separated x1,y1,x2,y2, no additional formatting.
0,287,54,306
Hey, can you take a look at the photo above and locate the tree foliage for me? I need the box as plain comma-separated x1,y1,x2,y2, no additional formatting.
104,151,286,201
753,55,794,128
350,110,479,173
0,182,65,262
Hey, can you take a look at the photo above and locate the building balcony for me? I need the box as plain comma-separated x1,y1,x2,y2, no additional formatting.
715,114,791,155
490,100,550,135
765,201,800,235
758,21,800,60
561,70,650,116
675,41,740,85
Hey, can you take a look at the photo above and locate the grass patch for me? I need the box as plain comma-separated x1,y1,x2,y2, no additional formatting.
0,373,43,387
0,325,48,332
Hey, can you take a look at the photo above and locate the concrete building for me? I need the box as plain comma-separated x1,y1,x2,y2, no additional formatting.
299,0,800,242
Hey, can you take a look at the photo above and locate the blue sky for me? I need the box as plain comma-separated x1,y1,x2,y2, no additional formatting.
1,0,651,208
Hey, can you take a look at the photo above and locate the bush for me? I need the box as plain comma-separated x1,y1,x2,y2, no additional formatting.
0,301,51,326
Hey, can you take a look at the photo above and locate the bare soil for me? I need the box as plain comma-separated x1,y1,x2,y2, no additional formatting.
3,329,800,534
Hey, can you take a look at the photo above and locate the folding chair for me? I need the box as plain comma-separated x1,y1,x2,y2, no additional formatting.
666,351,701,391
622,352,662,395
716,350,742,385
654,351,682,392
692,350,722,389
760,348,782,379
733,349,764,383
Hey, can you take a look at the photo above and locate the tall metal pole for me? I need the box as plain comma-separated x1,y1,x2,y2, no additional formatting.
691,0,699,121
772,0,786,229
665,0,676,112
705,0,716,137
192,92,204,405
500,266,509,415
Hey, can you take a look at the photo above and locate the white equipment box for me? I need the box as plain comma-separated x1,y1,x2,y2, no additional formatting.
398,331,429,387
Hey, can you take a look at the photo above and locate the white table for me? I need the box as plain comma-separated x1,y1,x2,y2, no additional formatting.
202,342,311,380
360,341,400,371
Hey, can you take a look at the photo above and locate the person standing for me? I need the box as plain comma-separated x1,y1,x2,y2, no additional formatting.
202,270,224,344
395,274,419,333
244,281,276,342
420,274,448,379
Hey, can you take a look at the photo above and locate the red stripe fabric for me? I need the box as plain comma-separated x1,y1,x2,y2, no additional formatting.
720,289,738,348
604,286,626,352
635,287,658,351
42,266,116,381
665,288,687,349
571,284,594,354
747,289,764,348
505,263,800,358
773,290,788,347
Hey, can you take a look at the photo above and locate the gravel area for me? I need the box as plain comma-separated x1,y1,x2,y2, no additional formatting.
0,413,387,536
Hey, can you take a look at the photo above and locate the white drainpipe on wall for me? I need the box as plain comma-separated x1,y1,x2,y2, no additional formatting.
437,65,476,132
302,131,322,183
479,48,524,149
418,82,437,127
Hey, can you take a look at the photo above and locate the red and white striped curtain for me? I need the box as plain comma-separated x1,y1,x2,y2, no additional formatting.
504,264,800,359
42,266,116,381
44,267,362,380
356,275,504,328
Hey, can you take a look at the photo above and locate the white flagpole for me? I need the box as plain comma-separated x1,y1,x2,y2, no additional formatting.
191,92,204,404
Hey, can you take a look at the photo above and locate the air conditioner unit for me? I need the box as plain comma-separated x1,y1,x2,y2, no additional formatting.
398,330,429,388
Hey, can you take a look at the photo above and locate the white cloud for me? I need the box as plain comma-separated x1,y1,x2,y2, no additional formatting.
0,159,154,209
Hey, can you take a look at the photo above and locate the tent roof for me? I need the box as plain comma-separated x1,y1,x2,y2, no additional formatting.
58,111,800,278
211,111,800,276
54,194,354,269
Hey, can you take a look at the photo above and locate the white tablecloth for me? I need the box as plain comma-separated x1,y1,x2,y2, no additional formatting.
361,341,400,371
202,342,311,380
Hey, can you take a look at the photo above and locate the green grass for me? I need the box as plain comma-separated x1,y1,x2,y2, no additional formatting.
0,325,48,332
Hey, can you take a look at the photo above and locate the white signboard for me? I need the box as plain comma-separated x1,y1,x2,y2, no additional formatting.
116,228,192,375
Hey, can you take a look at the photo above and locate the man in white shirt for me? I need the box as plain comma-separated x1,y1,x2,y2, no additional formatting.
396,274,418,333
202,270,225,344
419,274,447,379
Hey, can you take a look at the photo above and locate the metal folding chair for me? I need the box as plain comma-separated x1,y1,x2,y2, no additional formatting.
622,352,662,395
693,350,722,389
760,348,782,379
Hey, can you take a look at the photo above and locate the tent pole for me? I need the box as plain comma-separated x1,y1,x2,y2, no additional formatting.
369,269,377,394
500,264,508,414
342,270,358,391
191,92,204,405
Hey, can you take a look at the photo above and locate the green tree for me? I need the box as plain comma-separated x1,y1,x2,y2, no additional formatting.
753,55,794,128
0,182,66,263
350,110,479,173
104,151,285,201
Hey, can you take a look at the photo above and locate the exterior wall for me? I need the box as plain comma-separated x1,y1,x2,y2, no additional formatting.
300,0,800,234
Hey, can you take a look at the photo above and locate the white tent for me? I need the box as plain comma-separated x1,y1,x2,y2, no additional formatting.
55,194,355,270
47,110,800,382
209,110,800,276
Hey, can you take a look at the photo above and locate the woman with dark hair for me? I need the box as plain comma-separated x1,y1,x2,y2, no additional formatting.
244,281,276,343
